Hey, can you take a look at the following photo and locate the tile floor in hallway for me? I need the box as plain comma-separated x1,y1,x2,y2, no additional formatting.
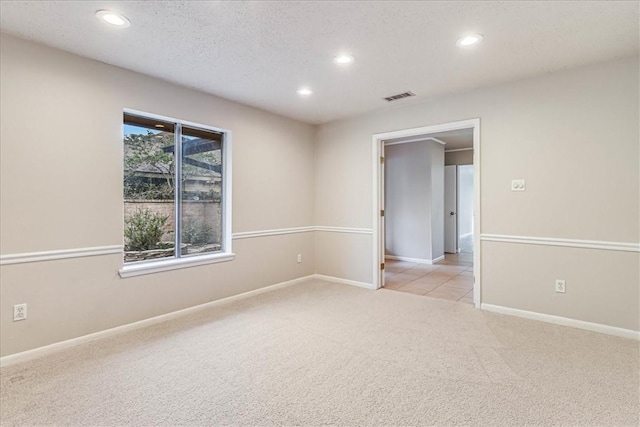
384,253,474,304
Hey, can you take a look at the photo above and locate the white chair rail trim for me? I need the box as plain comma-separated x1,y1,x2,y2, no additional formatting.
1,227,375,265
232,226,373,239
232,226,316,239
0,245,123,266
314,226,373,234
480,234,640,253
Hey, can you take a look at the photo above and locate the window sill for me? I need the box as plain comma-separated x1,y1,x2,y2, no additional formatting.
119,252,235,278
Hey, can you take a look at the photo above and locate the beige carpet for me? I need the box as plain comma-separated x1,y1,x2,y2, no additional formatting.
1,279,638,426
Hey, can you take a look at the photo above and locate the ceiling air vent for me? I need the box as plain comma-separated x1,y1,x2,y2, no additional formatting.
383,91,415,102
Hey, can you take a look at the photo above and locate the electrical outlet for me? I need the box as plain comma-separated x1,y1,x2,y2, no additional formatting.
511,179,526,191
297,254,302,263
13,303,27,321
555,279,566,293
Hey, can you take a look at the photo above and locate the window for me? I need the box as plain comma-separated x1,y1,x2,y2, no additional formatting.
121,111,233,276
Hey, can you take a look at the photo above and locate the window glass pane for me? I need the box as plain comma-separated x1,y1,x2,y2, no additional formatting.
180,126,223,256
123,114,176,263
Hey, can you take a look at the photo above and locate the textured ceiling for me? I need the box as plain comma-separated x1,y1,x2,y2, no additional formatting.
1,1,638,124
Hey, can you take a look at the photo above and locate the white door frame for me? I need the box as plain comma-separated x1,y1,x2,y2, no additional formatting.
372,118,481,308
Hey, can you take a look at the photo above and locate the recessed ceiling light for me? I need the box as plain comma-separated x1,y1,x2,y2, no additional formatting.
96,10,131,28
456,34,483,47
333,55,355,65
155,124,165,128
297,88,313,96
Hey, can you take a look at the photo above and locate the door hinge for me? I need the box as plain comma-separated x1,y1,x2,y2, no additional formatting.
380,209,385,217
380,156,385,164
380,262,385,270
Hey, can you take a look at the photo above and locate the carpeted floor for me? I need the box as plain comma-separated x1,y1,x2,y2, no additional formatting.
1,279,638,426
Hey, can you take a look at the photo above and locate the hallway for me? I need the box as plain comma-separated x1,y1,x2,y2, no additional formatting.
384,253,474,304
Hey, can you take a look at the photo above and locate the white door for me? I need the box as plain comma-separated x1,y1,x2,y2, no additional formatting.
444,165,457,253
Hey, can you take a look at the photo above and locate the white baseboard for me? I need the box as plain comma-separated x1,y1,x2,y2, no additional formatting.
385,255,443,265
0,275,314,368
481,303,640,341
312,274,375,290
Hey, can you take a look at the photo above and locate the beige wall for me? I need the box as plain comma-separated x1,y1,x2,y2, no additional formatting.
314,56,639,331
0,35,316,356
1,33,638,357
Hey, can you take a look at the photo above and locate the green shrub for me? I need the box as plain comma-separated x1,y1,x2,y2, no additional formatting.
124,208,169,251
182,220,214,245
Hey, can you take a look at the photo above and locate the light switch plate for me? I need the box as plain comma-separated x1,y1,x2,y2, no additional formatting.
511,179,526,191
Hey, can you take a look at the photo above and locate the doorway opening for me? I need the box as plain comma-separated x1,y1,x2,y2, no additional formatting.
372,119,480,307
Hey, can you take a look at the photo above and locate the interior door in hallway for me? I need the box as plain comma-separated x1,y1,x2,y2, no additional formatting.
444,165,457,253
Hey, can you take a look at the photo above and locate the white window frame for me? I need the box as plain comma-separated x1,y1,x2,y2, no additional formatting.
119,108,234,278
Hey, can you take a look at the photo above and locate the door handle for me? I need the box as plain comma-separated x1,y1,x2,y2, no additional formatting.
450,211,456,216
